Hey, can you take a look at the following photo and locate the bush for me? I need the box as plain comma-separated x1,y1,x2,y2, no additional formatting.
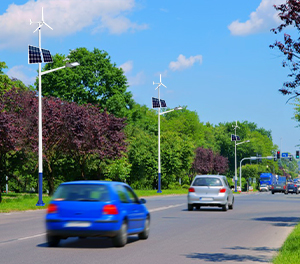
182,184,190,189
168,182,182,190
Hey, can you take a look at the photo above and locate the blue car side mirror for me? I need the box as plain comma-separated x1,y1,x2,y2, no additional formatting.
139,198,146,204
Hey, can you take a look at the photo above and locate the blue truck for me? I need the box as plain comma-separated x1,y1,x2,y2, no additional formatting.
259,173,276,189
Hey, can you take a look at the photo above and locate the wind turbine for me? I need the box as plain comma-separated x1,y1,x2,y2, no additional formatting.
30,7,53,33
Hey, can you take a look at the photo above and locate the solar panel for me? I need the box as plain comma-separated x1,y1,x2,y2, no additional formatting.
160,99,167,108
28,45,42,64
152,97,160,108
41,49,53,63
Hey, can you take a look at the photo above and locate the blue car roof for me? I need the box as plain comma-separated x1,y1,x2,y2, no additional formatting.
60,181,127,186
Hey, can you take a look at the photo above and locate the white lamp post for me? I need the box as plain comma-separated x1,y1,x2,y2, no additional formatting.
239,156,273,191
235,140,250,191
153,74,182,193
31,8,79,206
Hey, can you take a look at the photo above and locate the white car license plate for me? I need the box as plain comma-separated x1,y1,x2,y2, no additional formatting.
65,221,91,228
200,197,213,201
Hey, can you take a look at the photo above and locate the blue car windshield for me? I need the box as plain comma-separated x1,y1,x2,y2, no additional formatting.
52,184,110,202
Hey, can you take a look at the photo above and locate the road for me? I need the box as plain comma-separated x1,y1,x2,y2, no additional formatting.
0,192,300,264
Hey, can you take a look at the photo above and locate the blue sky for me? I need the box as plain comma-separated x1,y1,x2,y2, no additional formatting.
0,0,299,157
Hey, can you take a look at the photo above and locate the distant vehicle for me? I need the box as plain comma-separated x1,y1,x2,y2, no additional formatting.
259,184,269,192
187,175,234,211
270,175,287,194
45,181,150,247
287,183,299,194
259,173,276,189
296,183,300,192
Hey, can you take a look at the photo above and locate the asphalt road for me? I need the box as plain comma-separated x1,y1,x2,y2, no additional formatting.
1,192,300,264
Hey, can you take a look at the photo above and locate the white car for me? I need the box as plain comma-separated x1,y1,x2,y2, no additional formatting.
187,175,234,211
259,184,269,192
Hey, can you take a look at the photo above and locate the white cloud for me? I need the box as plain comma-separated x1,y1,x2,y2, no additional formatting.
6,65,36,85
127,71,145,86
120,60,145,86
120,60,133,74
228,0,282,36
169,54,203,71
0,0,148,50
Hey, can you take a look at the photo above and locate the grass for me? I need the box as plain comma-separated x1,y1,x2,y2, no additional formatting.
135,189,187,197
272,223,300,264
0,193,52,213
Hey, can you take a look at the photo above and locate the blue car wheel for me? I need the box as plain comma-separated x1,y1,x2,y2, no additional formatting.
138,217,150,239
112,221,127,247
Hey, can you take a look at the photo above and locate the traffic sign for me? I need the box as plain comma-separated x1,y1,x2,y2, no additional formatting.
282,152,288,158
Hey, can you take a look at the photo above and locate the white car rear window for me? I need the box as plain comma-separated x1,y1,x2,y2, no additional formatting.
193,177,222,187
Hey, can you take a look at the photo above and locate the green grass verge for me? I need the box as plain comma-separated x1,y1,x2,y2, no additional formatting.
135,189,187,197
0,194,52,213
273,223,300,264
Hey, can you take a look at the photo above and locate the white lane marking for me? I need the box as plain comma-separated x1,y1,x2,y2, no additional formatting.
18,233,46,241
149,203,185,212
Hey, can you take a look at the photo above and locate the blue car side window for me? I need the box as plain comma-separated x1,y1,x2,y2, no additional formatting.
124,186,139,203
115,185,130,203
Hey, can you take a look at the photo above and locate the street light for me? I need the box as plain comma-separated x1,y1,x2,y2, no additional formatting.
153,74,182,193
234,138,250,192
239,156,273,191
31,8,80,206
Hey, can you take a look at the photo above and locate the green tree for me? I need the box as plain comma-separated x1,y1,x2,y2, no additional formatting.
161,131,195,188
38,47,134,117
127,127,158,189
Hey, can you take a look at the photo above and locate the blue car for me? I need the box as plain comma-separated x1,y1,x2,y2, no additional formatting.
45,181,150,247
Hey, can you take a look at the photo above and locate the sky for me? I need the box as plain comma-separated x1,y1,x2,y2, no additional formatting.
0,0,299,157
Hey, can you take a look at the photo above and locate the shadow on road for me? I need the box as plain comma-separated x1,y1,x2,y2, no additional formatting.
224,246,278,252
184,252,271,263
37,236,140,249
182,208,227,213
252,216,300,227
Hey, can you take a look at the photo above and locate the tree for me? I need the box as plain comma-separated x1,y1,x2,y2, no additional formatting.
39,47,134,117
44,99,127,194
0,90,28,202
270,1,300,97
192,147,214,175
160,131,195,188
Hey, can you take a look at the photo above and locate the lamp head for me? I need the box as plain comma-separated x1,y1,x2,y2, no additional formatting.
66,62,80,68
174,106,183,110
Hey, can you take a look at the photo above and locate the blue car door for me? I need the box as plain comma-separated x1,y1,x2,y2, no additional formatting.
115,185,145,232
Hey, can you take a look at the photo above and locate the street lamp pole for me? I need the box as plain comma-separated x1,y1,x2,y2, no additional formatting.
158,87,161,193
236,140,250,191
233,121,239,192
240,156,273,191
37,24,44,206
31,9,79,206
153,74,182,193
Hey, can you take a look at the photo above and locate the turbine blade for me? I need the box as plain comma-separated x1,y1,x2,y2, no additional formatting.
42,7,44,21
44,22,53,30
33,26,41,33
161,83,167,88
